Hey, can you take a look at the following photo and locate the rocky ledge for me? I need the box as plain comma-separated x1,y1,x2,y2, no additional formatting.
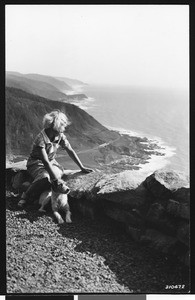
6,165,190,267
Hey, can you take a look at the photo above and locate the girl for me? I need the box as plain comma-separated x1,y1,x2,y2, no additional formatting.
18,110,93,207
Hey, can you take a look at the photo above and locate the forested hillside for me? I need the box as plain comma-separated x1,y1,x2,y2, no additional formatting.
6,87,119,156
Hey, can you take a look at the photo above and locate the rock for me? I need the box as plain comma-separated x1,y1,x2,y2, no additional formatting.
6,160,27,170
66,171,103,200
182,251,190,267
126,226,143,241
140,229,177,254
97,183,151,214
97,189,149,211
12,170,32,191
172,188,190,204
143,169,189,203
143,172,172,201
12,171,26,190
154,170,189,189
167,199,189,220
6,167,31,191
146,203,177,235
66,170,150,212
102,206,143,227
95,170,146,194
74,198,96,220
177,222,190,247
147,203,165,219
6,168,18,189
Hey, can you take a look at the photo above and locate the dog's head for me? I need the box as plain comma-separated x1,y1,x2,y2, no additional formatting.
51,179,70,194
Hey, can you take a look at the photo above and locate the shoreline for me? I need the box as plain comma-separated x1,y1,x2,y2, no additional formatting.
107,126,177,176
138,144,176,176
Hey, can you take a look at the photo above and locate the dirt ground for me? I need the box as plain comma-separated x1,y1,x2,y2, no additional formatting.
6,194,190,294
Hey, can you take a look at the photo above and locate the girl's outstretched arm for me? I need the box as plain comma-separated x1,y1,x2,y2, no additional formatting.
65,147,94,173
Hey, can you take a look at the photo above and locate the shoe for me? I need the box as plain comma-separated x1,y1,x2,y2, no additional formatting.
18,199,26,208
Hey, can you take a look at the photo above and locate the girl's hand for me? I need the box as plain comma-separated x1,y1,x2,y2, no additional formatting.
81,166,94,173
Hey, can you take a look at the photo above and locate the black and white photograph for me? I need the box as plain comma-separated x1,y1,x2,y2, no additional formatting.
5,4,190,294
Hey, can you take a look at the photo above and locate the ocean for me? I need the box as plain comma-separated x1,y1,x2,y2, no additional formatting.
73,84,189,176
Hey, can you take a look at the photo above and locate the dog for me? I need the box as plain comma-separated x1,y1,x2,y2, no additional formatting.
38,179,72,224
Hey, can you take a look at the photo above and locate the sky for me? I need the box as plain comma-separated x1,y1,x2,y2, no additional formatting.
6,5,189,89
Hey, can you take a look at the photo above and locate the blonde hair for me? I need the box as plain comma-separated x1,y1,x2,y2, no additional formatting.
43,110,70,132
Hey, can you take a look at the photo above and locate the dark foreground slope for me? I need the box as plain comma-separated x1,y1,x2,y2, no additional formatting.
6,87,119,156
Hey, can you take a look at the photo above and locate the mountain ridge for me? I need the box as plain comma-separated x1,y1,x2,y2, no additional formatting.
6,71,87,102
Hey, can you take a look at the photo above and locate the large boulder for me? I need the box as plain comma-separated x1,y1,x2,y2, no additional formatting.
172,188,190,204
65,170,151,227
145,203,178,235
140,229,178,254
143,169,189,203
167,199,190,220
176,221,190,247
67,170,150,210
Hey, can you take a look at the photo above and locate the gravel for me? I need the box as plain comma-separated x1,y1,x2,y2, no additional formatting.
6,194,190,294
